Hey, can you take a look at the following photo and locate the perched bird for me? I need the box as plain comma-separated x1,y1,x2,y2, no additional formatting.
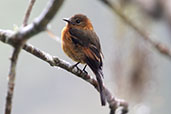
61,14,106,106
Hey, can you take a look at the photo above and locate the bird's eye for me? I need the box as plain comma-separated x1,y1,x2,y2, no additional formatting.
76,19,81,23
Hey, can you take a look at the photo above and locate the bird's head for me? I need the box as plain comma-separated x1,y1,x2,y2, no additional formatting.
63,14,93,30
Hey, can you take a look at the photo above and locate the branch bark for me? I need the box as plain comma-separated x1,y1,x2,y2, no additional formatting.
5,47,22,114
22,0,36,27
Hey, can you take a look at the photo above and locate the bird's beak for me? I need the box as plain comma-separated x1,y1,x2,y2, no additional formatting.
63,18,71,23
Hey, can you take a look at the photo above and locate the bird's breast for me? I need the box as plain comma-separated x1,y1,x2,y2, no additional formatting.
61,27,86,63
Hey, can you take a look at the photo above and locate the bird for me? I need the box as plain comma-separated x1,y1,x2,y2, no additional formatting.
61,14,106,106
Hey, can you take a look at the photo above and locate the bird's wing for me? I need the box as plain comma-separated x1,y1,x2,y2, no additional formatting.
69,28,101,51
69,27,103,72
69,27,106,105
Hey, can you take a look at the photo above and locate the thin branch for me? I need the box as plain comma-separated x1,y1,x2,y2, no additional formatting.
0,29,128,114
4,0,37,113
5,47,22,114
1,0,64,114
11,0,64,42
99,0,171,59
5,2,37,111
23,0,36,27
6,4,37,112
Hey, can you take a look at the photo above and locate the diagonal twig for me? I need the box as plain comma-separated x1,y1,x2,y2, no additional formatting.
11,0,64,42
23,0,36,27
5,47,22,114
100,0,171,59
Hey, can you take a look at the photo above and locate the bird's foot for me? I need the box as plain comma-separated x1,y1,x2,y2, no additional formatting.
82,65,88,75
71,62,80,70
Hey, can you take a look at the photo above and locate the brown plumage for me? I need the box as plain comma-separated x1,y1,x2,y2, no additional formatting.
61,14,106,106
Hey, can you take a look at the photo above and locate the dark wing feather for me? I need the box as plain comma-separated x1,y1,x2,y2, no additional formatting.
69,28,101,51
71,36,83,45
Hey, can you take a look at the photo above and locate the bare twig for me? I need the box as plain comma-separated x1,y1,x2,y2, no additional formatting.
100,0,171,59
23,0,36,27
5,47,22,114
4,0,36,111
25,43,128,113
12,0,64,42
1,0,64,114
0,29,128,114
5,1,36,113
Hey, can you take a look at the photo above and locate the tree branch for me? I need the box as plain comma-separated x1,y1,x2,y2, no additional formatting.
11,0,64,42
4,0,36,112
22,0,36,27
0,29,128,114
1,0,64,114
5,46,22,114
100,0,171,59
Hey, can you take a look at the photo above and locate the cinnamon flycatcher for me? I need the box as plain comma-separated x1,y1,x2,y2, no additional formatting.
61,14,106,106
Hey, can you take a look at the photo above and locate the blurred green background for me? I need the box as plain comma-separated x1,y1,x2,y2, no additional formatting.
0,0,171,114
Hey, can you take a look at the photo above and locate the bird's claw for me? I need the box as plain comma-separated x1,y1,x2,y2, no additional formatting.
71,62,80,70
82,69,88,75
82,65,88,75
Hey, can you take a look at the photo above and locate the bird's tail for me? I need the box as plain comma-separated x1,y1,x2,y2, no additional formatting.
84,47,106,106
86,58,106,106
94,69,106,106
